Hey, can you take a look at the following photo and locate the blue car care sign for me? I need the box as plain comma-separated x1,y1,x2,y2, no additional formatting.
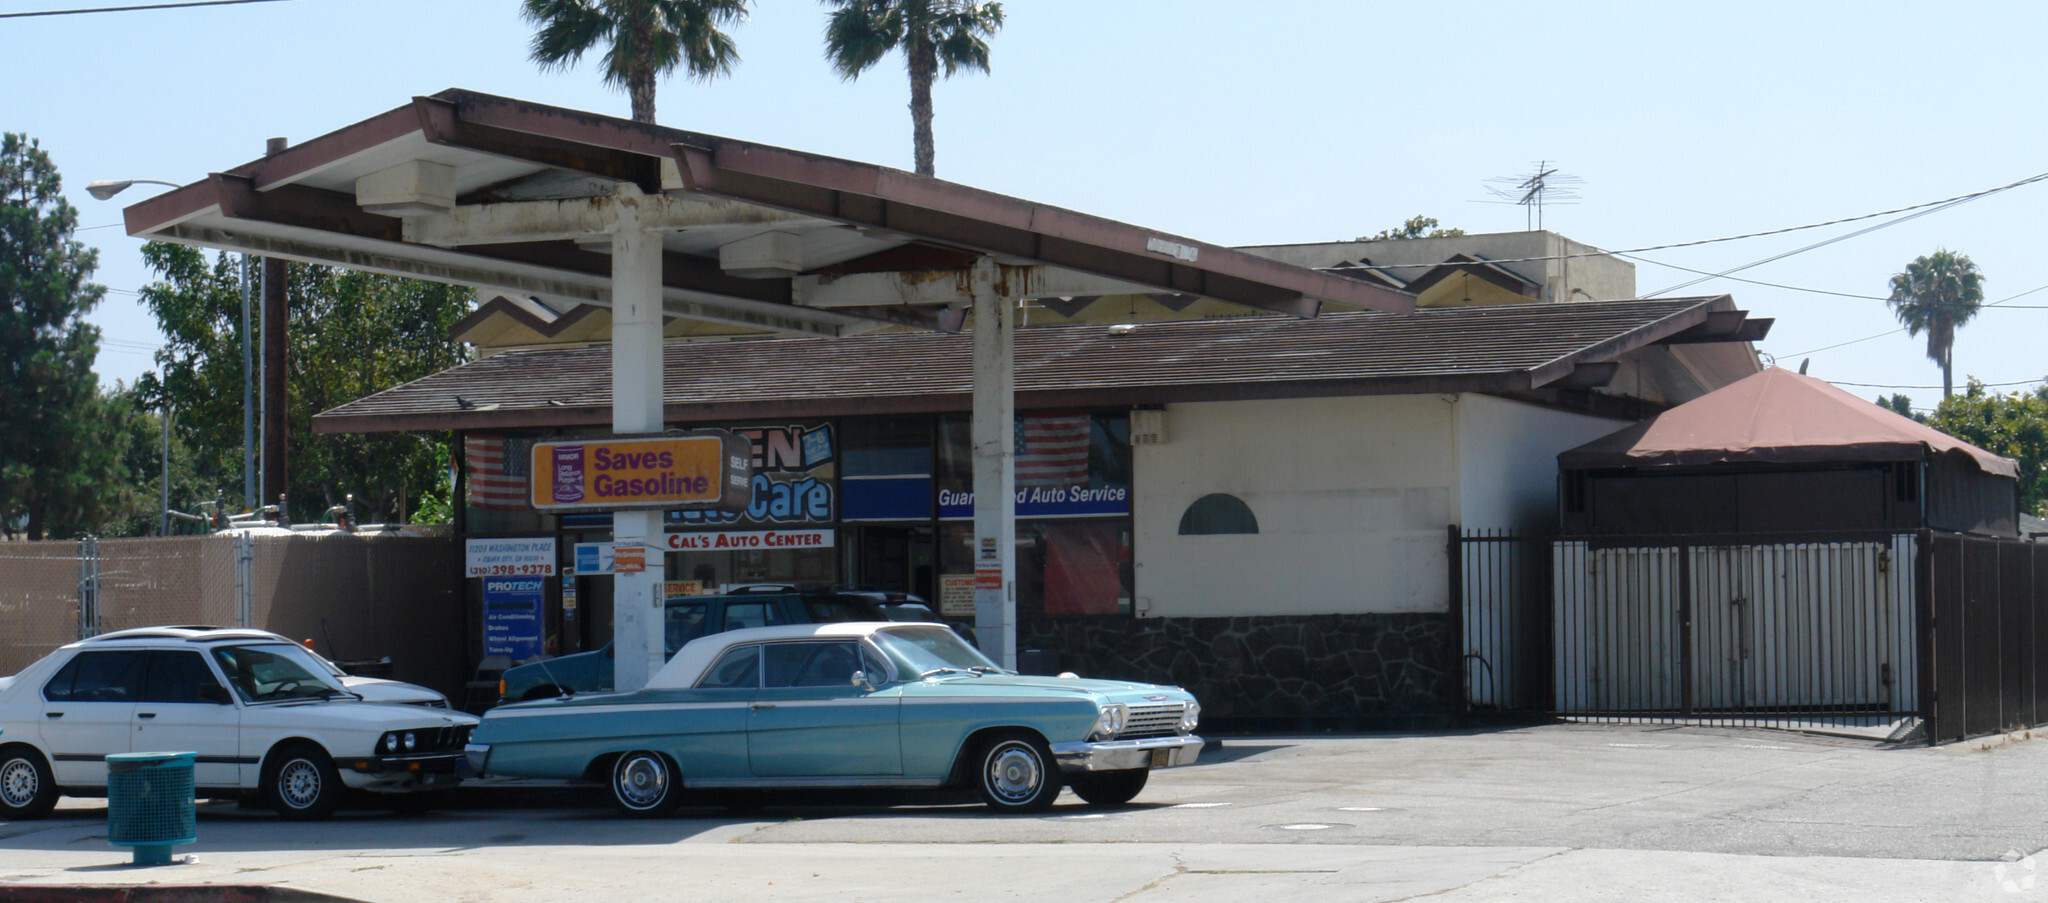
482,576,545,661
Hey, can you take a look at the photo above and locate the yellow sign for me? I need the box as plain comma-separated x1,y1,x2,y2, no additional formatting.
528,432,752,512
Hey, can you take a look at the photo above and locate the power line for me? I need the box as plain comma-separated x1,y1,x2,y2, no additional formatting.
1781,284,2048,357
1331,169,2048,271
1831,377,2046,390
1615,252,1888,300
0,0,296,18
1641,184,2005,297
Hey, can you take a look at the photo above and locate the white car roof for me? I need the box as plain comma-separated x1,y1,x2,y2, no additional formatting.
74,626,297,647
646,621,915,690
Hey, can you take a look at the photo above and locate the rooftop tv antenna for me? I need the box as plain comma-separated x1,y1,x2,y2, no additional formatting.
1482,161,1582,230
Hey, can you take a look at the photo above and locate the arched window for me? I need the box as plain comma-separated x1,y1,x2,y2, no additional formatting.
1178,493,1258,535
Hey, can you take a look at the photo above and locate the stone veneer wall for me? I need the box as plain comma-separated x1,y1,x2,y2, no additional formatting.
1015,613,1457,730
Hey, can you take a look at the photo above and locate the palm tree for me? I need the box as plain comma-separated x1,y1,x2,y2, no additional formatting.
523,0,751,124
823,0,1005,177
1886,249,1986,399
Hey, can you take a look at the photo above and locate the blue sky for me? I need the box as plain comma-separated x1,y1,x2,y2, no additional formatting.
8,0,2044,413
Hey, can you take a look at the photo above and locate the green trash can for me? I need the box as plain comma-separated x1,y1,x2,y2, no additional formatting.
106,751,197,866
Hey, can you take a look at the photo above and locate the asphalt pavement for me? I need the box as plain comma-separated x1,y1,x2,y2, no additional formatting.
4,722,2047,902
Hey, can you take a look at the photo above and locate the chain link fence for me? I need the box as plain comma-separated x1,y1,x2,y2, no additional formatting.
0,542,87,676
0,532,463,695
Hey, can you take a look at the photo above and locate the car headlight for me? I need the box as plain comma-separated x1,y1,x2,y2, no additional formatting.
1092,703,1127,740
403,731,417,752
1179,701,1201,733
379,732,399,754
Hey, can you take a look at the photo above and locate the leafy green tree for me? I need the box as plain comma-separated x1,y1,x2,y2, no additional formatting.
1886,249,1984,400
287,265,468,524
1875,393,1922,422
1924,379,2048,517
1358,215,1466,242
38,387,155,539
137,242,471,526
134,244,251,513
0,133,110,540
105,400,209,537
523,0,751,124
823,0,1005,177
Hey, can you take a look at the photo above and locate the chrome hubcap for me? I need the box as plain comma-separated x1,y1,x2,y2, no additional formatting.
615,754,668,809
985,742,1043,803
279,759,322,808
1,758,36,807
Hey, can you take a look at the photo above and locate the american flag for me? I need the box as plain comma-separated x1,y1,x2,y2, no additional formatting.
464,434,530,510
1015,415,1092,489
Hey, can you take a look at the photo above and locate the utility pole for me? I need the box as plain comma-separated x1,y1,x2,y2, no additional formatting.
159,406,172,535
241,253,255,509
261,137,289,511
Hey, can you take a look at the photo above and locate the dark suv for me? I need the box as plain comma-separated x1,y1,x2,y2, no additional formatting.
496,587,964,703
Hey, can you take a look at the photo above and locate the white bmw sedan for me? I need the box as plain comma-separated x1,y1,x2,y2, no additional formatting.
0,628,475,820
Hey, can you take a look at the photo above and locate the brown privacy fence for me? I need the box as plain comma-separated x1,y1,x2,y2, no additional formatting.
1921,533,2048,744
0,533,465,697
1454,528,2048,744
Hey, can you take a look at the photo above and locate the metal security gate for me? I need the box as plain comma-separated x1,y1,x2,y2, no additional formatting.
1551,532,1920,733
1450,527,1553,716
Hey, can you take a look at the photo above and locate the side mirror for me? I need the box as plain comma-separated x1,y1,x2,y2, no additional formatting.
851,670,875,690
199,684,233,705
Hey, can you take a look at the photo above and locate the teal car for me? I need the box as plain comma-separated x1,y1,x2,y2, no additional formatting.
496,589,968,704
464,622,1202,815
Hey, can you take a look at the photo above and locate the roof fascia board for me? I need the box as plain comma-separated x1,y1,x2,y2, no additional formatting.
672,139,1390,319
240,104,429,193
416,95,664,193
1526,298,1724,388
311,370,1533,435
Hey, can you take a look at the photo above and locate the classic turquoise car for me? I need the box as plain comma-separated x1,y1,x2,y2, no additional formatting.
464,622,1202,815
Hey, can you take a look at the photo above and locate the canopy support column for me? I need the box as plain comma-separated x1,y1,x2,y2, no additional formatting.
970,257,1018,669
609,186,668,692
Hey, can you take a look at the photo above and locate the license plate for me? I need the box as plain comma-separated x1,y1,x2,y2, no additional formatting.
1149,748,1171,767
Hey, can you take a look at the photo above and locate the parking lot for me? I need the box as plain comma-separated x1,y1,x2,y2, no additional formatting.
3,723,2045,902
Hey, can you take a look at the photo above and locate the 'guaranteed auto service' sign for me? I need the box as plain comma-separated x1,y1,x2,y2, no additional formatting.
529,431,752,513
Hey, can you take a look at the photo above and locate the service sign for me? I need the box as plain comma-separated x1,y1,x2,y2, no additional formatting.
465,537,558,578
528,432,752,513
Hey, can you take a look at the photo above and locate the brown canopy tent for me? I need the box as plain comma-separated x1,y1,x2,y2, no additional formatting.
1559,368,2018,536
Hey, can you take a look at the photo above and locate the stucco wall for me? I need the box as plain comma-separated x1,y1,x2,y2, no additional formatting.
1455,394,1631,531
1134,395,1458,618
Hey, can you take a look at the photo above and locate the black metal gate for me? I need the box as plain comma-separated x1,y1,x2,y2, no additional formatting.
1449,527,1553,717
1454,526,2048,744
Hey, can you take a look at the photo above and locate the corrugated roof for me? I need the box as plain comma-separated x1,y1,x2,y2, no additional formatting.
315,297,1735,434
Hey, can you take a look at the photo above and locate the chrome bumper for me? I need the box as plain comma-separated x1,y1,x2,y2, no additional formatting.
464,743,491,777
343,752,467,775
1050,735,1203,772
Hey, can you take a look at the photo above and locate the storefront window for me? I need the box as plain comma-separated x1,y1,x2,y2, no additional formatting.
935,412,1132,519
1020,521,1131,616
664,545,836,593
938,520,1132,618
462,433,548,534
842,416,933,521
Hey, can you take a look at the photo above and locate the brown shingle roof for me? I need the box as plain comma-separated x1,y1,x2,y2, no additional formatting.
314,297,1739,434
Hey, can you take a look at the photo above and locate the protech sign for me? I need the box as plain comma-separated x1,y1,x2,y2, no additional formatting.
528,431,752,513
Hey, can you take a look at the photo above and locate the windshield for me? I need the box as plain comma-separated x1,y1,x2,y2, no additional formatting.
212,643,352,702
872,625,1003,677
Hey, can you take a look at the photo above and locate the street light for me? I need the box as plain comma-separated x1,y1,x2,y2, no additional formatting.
84,179,182,200
89,175,257,516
